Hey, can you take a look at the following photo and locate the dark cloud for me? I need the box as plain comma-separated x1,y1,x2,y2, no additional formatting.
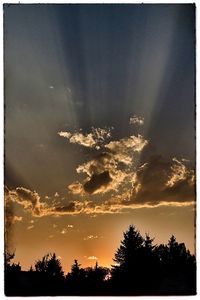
54,202,76,213
15,187,43,216
131,155,195,205
164,175,195,202
83,171,112,194
16,187,38,206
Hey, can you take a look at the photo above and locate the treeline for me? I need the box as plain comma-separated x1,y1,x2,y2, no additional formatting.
5,225,196,296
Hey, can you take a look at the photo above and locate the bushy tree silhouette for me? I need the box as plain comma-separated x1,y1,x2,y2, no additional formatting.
5,251,21,273
35,253,64,278
4,251,22,296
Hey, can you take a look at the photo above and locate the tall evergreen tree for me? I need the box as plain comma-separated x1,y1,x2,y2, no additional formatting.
111,225,144,293
113,225,144,268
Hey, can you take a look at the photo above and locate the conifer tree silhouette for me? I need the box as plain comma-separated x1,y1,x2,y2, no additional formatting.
111,225,144,294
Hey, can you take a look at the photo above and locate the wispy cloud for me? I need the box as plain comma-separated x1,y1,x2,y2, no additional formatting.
84,235,99,241
27,225,34,230
87,256,98,260
129,115,144,125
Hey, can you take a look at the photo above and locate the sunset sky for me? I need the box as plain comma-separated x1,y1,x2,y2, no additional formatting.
4,4,195,273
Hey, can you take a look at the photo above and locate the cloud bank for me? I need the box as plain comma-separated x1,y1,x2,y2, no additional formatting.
5,122,195,242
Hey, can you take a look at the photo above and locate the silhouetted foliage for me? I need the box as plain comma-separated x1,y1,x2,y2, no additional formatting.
4,251,22,296
111,225,196,295
35,252,64,278
4,224,196,296
5,251,21,273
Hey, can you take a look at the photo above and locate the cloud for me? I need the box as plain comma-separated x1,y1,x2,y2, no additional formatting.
105,135,148,164
27,225,34,230
87,256,98,260
59,124,147,196
166,158,194,187
83,171,112,194
53,202,76,213
84,235,99,241
58,131,96,148
130,155,195,205
5,186,83,218
5,167,195,229
129,115,144,125
12,216,23,223
58,127,112,149
68,181,84,195
67,224,74,228
69,134,147,195
14,187,45,216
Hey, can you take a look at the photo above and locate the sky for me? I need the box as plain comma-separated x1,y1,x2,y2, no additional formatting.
4,3,195,273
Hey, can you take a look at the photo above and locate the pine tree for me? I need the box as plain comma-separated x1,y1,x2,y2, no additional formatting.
113,225,144,269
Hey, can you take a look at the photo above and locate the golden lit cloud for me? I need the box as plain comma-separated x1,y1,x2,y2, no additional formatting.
68,181,84,195
83,235,99,241
105,134,148,162
12,215,23,223
87,256,98,260
58,127,112,149
27,225,34,230
166,158,194,187
67,224,74,228
68,133,147,196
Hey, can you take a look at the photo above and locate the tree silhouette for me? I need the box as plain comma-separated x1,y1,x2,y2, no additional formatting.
4,251,21,296
113,225,143,267
111,225,145,294
4,224,196,296
34,252,64,278
5,251,21,273
70,259,81,278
